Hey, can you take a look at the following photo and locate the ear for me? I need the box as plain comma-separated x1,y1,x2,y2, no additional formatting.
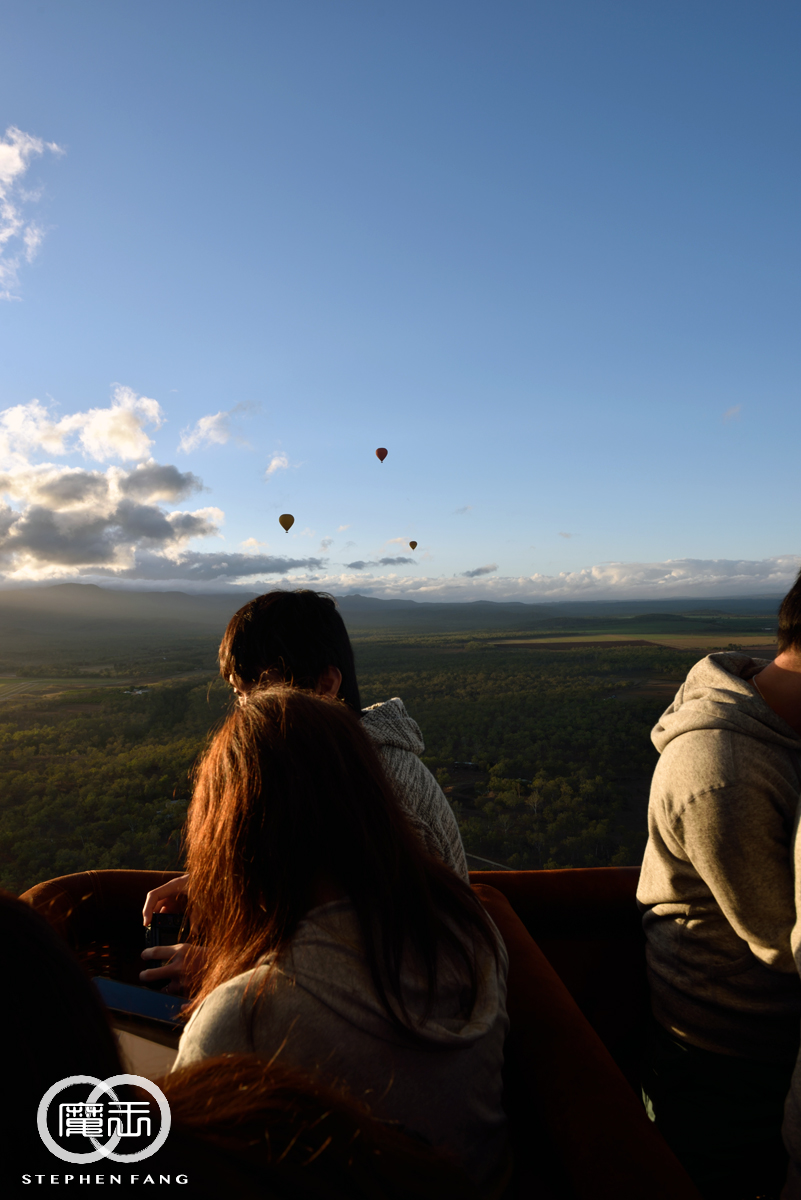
317,665,343,697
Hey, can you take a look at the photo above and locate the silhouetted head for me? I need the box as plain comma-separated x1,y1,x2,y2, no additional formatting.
778,570,801,655
218,589,361,713
0,890,122,1163
184,686,497,1036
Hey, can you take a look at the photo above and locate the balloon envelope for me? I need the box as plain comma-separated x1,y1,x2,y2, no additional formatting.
279,513,294,533
409,541,417,550
375,447,388,462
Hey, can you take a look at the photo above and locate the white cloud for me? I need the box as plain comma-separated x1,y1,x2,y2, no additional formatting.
557,531,574,539
0,126,64,299
0,386,164,464
68,386,163,460
264,451,289,479
177,402,256,453
178,411,231,453
241,536,266,550
0,385,218,580
723,405,742,423
319,537,334,551
337,524,351,532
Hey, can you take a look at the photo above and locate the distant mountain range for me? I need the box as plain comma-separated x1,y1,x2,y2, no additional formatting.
0,582,784,638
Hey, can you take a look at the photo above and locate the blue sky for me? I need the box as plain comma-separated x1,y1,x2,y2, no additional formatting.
0,1,799,601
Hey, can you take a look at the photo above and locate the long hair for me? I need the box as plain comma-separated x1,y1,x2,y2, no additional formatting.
183,687,497,1037
218,590,362,713
160,1056,477,1199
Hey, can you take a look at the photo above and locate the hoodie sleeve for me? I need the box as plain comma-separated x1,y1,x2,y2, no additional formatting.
658,758,797,974
362,699,469,882
376,743,470,882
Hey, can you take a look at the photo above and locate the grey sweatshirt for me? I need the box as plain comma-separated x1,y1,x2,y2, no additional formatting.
172,899,509,1188
637,653,801,1061
362,698,469,882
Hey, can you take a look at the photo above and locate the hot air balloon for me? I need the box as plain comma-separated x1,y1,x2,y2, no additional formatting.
375,447,388,463
409,541,417,550
279,514,294,533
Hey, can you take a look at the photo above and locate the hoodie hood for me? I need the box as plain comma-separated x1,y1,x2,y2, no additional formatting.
361,697,425,756
652,653,801,756
287,899,508,1050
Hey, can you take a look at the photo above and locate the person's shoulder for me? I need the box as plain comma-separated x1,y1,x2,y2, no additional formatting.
654,727,739,792
361,696,407,720
192,966,262,1017
361,697,425,753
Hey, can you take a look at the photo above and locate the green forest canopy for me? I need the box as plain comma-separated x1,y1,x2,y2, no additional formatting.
0,634,746,894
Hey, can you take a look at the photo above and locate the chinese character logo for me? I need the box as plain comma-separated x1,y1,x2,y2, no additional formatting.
37,1074,170,1164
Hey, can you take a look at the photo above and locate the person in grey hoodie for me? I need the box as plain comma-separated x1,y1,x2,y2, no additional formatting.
141,589,468,989
171,686,509,1193
638,574,801,1200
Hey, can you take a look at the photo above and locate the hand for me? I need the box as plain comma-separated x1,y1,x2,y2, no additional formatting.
142,873,190,926
139,942,205,996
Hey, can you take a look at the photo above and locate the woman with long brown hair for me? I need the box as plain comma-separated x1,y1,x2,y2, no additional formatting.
170,686,509,1193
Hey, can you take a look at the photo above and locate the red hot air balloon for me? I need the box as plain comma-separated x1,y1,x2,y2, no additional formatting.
375,447,388,463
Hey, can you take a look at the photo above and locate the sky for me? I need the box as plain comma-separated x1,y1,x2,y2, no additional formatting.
0,1,799,603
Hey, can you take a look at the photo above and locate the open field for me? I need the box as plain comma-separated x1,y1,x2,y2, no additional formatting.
495,634,778,652
0,670,214,701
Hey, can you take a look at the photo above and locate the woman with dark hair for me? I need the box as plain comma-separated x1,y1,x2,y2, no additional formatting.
142,591,468,984
168,687,510,1193
1,892,474,1196
217,590,467,880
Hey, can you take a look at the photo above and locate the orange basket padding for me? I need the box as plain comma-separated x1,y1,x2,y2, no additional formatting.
21,867,184,985
472,881,701,1200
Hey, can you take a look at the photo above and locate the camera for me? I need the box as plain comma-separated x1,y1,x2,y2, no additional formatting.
144,912,189,951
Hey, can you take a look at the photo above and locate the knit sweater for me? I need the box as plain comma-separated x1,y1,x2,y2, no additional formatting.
361,698,469,882
172,898,509,1188
636,653,801,1062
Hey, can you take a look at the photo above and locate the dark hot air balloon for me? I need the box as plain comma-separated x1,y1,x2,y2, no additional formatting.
409,541,417,550
278,514,294,533
375,447,388,463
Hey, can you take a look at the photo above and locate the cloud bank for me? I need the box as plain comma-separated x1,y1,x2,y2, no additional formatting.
0,392,796,601
0,126,63,298
315,556,796,602
111,555,794,599
0,389,223,580
344,556,415,570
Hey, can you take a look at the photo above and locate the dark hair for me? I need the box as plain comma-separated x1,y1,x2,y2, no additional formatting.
219,590,362,713
778,570,801,655
183,687,498,1038
0,890,123,1163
